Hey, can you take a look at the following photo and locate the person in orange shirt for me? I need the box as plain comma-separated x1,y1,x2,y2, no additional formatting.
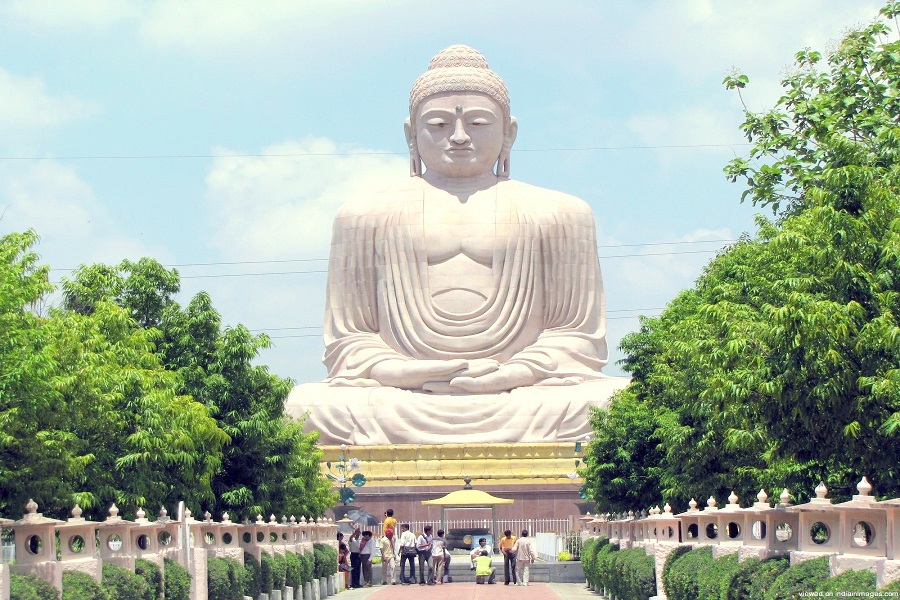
383,509,398,535
498,529,517,585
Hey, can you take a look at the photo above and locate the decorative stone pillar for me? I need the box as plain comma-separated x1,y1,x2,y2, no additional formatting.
713,491,744,558
97,504,135,571
649,503,684,600
695,496,721,548
831,477,887,575
788,482,841,565
57,505,101,581
675,499,701,543
878,495,900,587
10,499,64,591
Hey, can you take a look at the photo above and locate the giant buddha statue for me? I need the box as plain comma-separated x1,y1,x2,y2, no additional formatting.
285,45,629,445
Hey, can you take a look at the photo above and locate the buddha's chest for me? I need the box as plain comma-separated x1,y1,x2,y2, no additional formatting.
421,191,500,265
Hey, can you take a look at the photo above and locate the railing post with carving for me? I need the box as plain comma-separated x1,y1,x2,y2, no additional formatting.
57,505,101,581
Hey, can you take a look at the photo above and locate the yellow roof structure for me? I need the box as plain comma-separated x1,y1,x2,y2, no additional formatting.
421,488,514,506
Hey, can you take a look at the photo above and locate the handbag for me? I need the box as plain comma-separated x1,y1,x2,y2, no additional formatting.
401,546,417,558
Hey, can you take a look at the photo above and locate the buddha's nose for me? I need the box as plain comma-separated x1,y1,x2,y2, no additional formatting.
450,118,470,144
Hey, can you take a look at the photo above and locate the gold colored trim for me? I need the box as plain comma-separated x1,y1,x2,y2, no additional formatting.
321,442,583,488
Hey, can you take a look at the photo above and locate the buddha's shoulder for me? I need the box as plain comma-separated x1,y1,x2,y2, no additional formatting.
334,178,427,218
497,179,594,216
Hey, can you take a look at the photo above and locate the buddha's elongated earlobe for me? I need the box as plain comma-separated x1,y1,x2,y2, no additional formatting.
404,118,422,177
496,116,518,178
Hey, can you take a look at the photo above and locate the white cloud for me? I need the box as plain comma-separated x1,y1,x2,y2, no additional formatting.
0,162,160,270
0,68,97,129
626,105,740,151
204,137,407,260
1,0,139,29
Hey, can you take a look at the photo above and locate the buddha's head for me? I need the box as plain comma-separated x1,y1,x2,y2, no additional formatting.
406,45,518,179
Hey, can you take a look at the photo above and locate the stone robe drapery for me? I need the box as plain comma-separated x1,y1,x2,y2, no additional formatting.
322,178,609,386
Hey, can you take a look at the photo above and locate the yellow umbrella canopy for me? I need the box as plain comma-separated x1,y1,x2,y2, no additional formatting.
421,488,514,506
421,479,513,540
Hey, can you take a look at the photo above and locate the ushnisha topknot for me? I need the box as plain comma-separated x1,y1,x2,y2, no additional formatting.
409,44,510,123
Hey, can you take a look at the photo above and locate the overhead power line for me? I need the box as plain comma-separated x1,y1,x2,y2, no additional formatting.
0,143,750,161
50,238,737,274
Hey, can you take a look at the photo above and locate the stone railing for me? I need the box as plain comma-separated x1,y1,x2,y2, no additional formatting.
0,500,339,600
578,477,900,597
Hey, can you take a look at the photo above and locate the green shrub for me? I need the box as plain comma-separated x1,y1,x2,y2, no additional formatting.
10,572,60,600
299,550,315,583
163,559,190,600
594,541,619,593
607,547,656,600
259,552,275,593
284,551,303,590
242,552,261,598
207,557,245,600
557,550,571,561
62,570,107,600
881,579,900,592
134,559,162,600
101,564,152,600
312,543,338,579
763,556,830,600
723,556,789,600
814,569,876,593
581,537,607,588
272,552,287,589
664,546,714,600
697,552,740,600
662,545,692,598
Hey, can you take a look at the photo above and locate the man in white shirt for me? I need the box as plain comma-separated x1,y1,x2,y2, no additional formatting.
398,524,417,585
469,537,493,570
416,525,434,585
360,530,375,587
512,529,536,586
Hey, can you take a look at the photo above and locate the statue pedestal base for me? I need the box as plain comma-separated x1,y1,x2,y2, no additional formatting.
284,377,630,445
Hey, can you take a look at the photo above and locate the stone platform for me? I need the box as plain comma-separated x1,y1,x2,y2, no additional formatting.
321,443,591,520
287,377,630,446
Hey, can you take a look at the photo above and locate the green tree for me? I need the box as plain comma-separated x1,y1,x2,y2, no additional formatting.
62,260,335,519
585,2,900,512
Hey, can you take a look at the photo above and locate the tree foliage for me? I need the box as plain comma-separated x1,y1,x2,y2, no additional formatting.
584,2,900,512
62,259,335,519
0,230,333,521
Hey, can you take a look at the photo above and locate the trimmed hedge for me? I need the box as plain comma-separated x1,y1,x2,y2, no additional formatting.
62,570,107,600
242,552,261,598
763,556,830,600
723,556,789,600
581,537,607,587
163,558,190,600
259,552,275,593
134,559,162,600
101,564,152,600
207,557,246,600
697,551,740,600
272,552,287,589
10,572,60,600
814,569,876,593
285,551,303,590
606,547,656,600
664,546,714,600
312,543,338,579
299,550,315,583
594,540,619,593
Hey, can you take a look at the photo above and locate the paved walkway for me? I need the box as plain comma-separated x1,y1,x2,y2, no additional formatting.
335,582,601,599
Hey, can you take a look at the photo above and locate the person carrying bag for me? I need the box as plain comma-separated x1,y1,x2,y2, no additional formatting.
415,525,434,585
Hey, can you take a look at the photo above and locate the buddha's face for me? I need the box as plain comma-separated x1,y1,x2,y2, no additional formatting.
414,91,507,179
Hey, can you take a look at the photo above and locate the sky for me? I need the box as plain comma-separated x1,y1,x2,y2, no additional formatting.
0,0,884,384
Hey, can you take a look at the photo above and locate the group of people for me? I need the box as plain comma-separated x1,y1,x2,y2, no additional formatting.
337,509,454,588
337,510,537,588
470,529,535,586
